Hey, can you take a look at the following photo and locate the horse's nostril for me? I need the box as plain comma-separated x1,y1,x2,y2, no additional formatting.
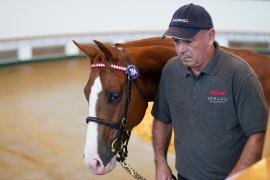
96,159,101,167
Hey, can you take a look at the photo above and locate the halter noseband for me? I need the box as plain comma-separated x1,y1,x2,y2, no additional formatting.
86,47,147,162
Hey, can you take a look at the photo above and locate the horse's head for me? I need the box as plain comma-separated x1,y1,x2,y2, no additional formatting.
73,40,148,175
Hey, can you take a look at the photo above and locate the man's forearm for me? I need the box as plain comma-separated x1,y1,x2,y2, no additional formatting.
152,119,172,164
228,132,265,177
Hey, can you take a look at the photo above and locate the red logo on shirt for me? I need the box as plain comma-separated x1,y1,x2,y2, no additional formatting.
210,90,225,96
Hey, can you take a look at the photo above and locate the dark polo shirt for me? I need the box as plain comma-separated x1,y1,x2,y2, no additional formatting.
152,42,268,180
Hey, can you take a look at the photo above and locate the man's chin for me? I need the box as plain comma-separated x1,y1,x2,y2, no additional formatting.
180,58,193,66
181,61,193,67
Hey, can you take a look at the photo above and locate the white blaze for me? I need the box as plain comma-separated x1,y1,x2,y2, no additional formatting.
88,77,102,117
83,76,116,174
84,77,101,170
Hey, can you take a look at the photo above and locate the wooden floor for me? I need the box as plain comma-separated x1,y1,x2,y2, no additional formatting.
0,59,176,180
1,58,269,180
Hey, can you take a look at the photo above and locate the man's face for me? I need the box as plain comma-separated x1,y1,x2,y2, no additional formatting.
172,29,214,69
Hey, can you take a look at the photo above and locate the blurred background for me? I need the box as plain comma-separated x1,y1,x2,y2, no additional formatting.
0,0,270,180
0,0,270,64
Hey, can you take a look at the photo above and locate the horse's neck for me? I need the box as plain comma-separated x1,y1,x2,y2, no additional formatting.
129,45,176,101
120,37,173,48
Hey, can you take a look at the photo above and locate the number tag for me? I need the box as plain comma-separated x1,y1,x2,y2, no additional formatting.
126,65,140,79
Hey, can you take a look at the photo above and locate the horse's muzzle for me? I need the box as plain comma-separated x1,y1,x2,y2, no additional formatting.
84,153,116,175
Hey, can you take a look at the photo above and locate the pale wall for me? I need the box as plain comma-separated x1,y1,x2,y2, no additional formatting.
1,0,270,40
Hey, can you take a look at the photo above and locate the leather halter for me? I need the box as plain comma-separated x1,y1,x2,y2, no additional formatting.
85,47,147,162
86,117,121,129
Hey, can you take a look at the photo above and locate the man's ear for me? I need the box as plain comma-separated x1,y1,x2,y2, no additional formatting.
207,28,215,45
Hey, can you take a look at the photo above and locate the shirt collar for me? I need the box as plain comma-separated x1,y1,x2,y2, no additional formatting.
184,67,193,78
201,41,221,76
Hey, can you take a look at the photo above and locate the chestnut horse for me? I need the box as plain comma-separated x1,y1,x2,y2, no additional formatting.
73,37,270,175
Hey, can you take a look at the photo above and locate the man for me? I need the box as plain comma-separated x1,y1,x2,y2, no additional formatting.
152,3,268,180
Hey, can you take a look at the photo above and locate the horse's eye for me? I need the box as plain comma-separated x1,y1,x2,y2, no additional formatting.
108,92,121,103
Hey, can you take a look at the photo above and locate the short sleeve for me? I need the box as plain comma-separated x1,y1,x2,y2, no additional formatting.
151,67,172,124
234,75,268,136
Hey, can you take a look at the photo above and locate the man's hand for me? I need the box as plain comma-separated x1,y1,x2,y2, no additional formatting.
155,159,173,180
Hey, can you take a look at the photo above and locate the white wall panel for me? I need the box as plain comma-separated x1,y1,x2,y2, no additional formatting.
0,0,270,40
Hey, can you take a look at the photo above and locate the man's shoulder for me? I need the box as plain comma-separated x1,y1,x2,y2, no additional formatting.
166,56,180,65
221,48,251,68
159,56,183,82
219,48,256,77
163,56,182,71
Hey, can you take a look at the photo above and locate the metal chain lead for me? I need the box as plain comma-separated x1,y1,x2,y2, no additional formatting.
119,160,146,180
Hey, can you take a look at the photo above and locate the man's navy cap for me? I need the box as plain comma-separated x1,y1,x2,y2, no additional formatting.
162,3,213,40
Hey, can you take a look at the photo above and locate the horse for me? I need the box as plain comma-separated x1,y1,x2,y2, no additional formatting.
73,37,270,176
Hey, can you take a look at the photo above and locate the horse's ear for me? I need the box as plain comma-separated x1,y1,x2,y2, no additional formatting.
93,40,115,61
73,40,100,59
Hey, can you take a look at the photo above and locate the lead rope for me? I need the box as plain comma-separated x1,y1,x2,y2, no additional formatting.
115,133,176,180
118,160,147,180
119,160,177,180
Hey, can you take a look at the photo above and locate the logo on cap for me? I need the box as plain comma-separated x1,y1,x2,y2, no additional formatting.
172,18,189,23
